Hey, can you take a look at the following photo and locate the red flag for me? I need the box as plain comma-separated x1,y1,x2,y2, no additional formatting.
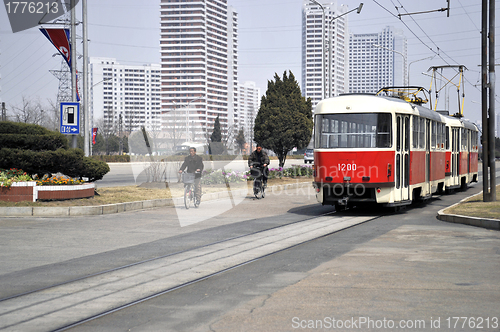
40,28,71,68
92,128,98,145
40,28,80,101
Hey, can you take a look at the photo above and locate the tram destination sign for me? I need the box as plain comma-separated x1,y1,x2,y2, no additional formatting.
60,102,80,134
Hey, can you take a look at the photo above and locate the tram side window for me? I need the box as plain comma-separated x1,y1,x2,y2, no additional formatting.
431,121,437,148
437,123,445,149
404,117,410,151
419,118,425,149
314,113,392,149
412,116,419,149
445,126,450,150
412,116,425,149
461,128,468,150
472,131,477,149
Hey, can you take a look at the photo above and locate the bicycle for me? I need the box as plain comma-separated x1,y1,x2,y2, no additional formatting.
250,165,266,199
182,172,199,209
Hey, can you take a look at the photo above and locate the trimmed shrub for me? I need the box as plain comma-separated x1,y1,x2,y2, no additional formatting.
0,121,55,135
0,121,110,182
0,148,110,181
0,133,68,151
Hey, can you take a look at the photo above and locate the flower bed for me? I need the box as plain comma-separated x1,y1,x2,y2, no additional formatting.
0,182,95,202
199,165,314,185
0,168,94,202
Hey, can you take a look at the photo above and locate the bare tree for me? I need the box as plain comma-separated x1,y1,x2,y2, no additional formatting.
11,96,44,125
44,98,60,131
94,117,117,155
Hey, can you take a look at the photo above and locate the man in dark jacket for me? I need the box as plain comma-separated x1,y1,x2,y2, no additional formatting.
248,144,270,187
179,147,204,205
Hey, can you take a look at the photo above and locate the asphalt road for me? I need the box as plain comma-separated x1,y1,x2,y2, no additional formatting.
61,180,500,332
95,158,308,188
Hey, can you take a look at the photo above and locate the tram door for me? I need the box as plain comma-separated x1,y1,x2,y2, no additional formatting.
396,115,410,202
451,128,459,186
425,119,431,195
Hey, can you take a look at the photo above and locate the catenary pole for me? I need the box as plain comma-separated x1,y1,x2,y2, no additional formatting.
488,0,496,201
70,0,77,148
83,0,90,156
481,0,489,201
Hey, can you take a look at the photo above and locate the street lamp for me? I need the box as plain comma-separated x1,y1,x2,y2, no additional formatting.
89,77,112,156
328,3,363,98
373,43,407,87
172,96,204,142
408,55,435,86
308,0,326,99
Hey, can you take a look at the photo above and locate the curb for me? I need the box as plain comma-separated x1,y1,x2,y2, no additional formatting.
0,182,314,217
437,191,500,231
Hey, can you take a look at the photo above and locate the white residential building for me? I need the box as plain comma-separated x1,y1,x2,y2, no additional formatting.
302,0,349,109
89,57,161,133
349,26,407,93
160,0,238,147
238,81,261,148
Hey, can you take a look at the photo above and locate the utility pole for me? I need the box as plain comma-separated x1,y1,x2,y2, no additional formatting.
1,102,6,121
83,0,90,156
70,0,77,149
481,0,496,202
488,0,496,201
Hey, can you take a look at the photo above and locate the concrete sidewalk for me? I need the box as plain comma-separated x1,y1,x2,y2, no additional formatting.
437,190,500,231
200,223,500,332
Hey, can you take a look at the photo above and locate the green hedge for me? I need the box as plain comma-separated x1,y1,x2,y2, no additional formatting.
0,122,110,181
0,148,110,182
0,133,69,151
0,121,57,135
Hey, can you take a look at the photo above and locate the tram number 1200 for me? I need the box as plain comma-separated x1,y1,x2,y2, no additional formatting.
338,163,357,171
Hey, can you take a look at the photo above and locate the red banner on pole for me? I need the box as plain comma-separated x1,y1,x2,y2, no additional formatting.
92,128,98,145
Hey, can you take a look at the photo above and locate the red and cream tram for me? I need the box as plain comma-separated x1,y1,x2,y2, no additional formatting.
312,91,478,209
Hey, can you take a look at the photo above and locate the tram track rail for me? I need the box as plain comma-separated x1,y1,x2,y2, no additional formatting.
0,212,378,332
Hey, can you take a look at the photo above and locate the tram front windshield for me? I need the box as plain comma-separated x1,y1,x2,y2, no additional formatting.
314,113,392,149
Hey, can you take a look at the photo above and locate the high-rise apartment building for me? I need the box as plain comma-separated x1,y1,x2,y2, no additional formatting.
238,81,260,148
302,0,349,108
349,26,407,93
89,57,161,133
160,0,238,147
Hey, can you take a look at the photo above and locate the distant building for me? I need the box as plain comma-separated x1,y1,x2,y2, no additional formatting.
238,81,261,149
302,0,349,109
349,26,407,93
89,57,161,133
159,0,239,147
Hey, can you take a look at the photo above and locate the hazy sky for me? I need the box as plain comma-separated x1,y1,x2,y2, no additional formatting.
0,0,498,123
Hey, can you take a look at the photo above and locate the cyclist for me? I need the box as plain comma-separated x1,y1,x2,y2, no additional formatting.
178,147,204,206
248,144,270,188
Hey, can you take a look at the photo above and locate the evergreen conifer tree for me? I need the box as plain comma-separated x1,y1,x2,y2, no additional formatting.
254,71,313,167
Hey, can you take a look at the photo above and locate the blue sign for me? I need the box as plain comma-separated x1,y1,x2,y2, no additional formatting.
60,102,80,134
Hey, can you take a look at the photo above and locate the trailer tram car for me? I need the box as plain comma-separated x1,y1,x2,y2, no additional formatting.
312,92,478,209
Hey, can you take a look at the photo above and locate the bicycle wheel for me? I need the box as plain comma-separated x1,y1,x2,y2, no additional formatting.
253,180,261,199
184,185,192,209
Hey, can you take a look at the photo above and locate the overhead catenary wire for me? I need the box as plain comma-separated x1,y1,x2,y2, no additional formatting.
373,0,497,106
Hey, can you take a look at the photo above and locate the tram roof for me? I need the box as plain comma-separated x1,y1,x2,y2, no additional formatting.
315,94,442,122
